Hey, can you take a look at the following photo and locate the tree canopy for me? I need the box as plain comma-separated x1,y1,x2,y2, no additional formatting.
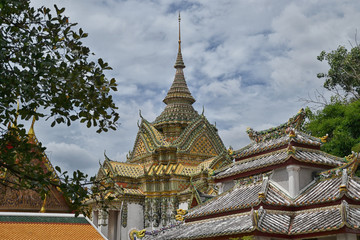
317,44,360,101
306,43,360,157
0,0,118,214
305,100,360,157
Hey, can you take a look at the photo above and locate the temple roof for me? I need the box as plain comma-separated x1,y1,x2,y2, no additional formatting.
215,146,344,180
0,212,105,240
233,109,325,159
128,115,226,163
143,201,360,239
234,129,322,159
105,156,219,179
187,162,360,220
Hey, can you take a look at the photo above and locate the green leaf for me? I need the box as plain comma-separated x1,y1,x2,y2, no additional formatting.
55,166,62,173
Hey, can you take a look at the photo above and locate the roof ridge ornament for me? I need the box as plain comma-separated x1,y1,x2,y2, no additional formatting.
174,12,185,69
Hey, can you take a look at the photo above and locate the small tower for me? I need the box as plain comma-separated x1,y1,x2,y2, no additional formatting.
153,13,199,138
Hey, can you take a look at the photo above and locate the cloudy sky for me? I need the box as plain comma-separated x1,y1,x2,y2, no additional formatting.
27,0,360,177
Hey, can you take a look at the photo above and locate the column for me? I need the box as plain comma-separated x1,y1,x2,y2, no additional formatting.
98,210,108,238
286,165,300,198
116,210,122,240
92,210,98,227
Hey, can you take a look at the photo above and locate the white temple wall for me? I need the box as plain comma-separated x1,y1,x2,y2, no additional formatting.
98,210,109,238
92,210,99,227
121,203,143,240
108,210,119,240
222,180,235,193
299,167,322,190
271,167,289,192
337,233,357,240
178,201,188,210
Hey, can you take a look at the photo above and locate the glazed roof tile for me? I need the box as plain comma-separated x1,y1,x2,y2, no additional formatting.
186,181,262,219
258,206,343,234
347,178,360,200
290,206,343,234
234,130,322,159
347,204,360,228
264,184,292,206
0,213,105,240
122,188,144,196
187,170,360,221
145,203,358,239
294,177,341,205
110,161,144,178
257,209,291,234
215,150,288,179
143,212,254,240
215,147,344,180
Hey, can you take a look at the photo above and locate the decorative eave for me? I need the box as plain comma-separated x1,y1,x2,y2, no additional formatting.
143,201,360,240
214,146,344,181
246,109,306,143
233,129,322,160
184,168,360,222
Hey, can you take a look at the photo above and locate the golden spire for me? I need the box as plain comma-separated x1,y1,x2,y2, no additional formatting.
40,193,47,213
28,115,36,139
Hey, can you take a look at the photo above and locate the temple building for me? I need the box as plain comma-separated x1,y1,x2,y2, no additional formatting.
141,109,360,240
89,15,231,240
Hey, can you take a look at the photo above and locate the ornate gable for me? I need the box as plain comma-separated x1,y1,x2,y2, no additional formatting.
176,115,226,156
189,134,217,156
133,137,148,159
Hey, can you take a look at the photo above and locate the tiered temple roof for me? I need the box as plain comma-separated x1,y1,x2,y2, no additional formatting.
141,111,360,239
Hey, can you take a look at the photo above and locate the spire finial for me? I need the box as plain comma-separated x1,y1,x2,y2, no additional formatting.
28,115,36,138
178,12,181,45
174,12,185,69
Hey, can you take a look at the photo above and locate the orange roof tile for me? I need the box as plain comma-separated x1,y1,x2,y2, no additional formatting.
0,213,105,240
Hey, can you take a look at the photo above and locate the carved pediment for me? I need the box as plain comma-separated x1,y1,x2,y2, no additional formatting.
190,134,217,156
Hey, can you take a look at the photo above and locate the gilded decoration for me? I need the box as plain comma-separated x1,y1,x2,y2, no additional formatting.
133,138,147,158
121,202,128,228
190,135,217,155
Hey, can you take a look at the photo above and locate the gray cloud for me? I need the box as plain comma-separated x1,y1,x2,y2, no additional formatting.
27,0,360,178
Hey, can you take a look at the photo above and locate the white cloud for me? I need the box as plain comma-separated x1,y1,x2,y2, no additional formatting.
24,0,360,178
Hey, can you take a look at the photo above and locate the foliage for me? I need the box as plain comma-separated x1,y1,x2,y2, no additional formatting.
305,100,360,157
317,44,360,101
0,0,119,131
0,0,119,215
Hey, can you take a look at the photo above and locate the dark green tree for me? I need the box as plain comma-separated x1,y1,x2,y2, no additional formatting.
305,100,360,157
0,0,118,214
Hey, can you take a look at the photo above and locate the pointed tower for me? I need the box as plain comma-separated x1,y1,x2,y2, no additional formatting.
153,13,199,138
